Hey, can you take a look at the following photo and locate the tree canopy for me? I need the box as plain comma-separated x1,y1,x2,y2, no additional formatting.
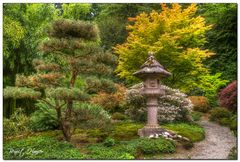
114,4,228,101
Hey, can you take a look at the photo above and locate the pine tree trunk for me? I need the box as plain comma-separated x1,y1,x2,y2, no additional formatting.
61,70,77,142
61,101,73,142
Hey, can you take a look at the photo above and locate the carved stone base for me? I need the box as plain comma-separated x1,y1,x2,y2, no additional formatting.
138,126,166,137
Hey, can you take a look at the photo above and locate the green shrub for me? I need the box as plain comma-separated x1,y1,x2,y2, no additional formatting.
3,109,30,137
209,107,231,122
3,136,85,159
162,123,205,142
30,99,59,132
112,112,127,120
136,138,175,154
191,111,203,121
103,137,116,147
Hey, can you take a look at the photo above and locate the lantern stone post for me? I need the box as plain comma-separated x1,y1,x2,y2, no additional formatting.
133,52,171,137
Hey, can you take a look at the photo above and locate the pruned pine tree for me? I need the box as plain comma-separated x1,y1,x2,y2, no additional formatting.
4,19,115,141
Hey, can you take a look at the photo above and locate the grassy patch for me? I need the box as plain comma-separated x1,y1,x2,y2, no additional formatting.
162,123,205,142
3,136,85,160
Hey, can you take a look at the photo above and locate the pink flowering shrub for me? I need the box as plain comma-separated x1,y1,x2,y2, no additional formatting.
125,83,193,123
218,80,237,112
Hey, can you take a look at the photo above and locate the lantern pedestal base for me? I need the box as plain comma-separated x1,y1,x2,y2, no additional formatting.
138,126,165,137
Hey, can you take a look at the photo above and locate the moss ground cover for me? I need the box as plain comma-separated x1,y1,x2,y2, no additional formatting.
162,123,205,142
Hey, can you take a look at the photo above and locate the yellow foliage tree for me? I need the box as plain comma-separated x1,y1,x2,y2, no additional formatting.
115,4,220,93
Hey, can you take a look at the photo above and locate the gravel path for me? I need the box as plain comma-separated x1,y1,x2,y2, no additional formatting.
163,116,237,159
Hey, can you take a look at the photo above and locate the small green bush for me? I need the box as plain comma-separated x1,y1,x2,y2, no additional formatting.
3,109,30,137
112,112,127,120
162,123,205,142
136,138,175,154
191,111,203,121
209,107,231,122
103,137,116,147
3,136,85,159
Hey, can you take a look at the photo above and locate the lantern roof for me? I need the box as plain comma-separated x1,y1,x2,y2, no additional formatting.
133,52,171,79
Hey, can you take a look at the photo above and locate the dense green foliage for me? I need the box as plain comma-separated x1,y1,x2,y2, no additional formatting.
3,4,59,117
162,123,205,142
199,4,237,82
95,4,161,50
3,136,85,159
61,4,92,20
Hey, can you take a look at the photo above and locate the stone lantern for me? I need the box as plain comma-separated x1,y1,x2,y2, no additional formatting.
133,52,171,137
